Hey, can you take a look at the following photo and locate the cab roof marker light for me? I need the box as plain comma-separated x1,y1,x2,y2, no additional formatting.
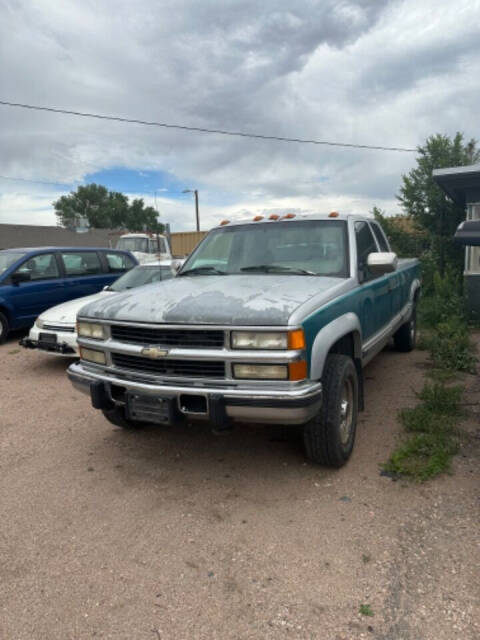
282,213,296,219
269,214,280,220
253,215,264,221
329,211,339,218
220,219,230,225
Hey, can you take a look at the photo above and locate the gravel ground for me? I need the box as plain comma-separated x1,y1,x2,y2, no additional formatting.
1,334,479,640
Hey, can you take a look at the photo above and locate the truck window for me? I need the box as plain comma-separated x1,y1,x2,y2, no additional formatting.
370,223,390,252
355,222,378,282
184,220,349,277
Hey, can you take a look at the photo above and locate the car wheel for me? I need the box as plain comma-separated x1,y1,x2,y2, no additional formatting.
394,305,416,352
102,407,143,430
0,312,9,344
303,354,358,467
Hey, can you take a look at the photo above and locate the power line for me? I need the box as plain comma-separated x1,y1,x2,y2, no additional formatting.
0,174,73,187
0,99,417,153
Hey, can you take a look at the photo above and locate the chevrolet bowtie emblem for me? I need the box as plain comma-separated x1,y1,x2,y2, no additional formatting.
141,346,168,359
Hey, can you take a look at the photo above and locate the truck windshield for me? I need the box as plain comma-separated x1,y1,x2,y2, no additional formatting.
0,251,27,275
108,265,173,291
117,238,149,253
182,220,349,277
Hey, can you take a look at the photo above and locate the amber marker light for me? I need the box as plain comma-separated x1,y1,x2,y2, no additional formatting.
269,214,280,220
253,215,264,221
329,211,339,217
283,213,296,219
288,329,306,350
289,361,307,380
220,219,230,225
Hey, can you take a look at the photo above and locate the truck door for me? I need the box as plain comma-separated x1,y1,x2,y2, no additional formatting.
355,221,392,340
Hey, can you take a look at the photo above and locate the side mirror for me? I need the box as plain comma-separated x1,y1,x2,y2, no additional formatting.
103,285,110,291
11,271,31,285
367,252,398,275
171,259,184,275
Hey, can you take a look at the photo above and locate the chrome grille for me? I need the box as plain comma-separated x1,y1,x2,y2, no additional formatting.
110,325,225,348
111,353,225,378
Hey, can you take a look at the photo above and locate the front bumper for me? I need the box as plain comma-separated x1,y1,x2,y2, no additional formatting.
21,325,79,357
67,361,322,426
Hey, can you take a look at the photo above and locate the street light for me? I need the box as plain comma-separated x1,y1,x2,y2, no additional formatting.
183,189,200,231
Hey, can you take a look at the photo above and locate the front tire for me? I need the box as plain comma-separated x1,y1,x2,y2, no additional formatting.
102,407,143,430
303,354,358,467
394,306,416,352
0,312,9,345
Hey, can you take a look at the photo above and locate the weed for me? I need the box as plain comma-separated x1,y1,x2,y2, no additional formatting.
417,382,462,415
361,553,371,564
8,349,20,355
359,604,374,617
427,319,476,373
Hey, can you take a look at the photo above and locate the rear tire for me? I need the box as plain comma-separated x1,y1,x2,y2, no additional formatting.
102,407,143,430
0,312,9,344
394,306,416,352
303,354,358,467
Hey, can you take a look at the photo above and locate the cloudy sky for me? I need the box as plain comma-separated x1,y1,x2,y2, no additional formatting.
1,0,479,231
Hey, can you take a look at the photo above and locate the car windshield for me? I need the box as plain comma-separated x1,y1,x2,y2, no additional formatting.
117,237,149,253
181,220,349,277
108,265,173,291
0,251,27,275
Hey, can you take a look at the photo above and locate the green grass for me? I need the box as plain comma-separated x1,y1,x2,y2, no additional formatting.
383,383,462,482
359,604,374,617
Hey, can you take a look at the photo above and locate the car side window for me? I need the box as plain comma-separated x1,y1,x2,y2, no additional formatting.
15,253,60,281
105,252,135,273
370,223,390,252
355,221,378,282
61,252,103,276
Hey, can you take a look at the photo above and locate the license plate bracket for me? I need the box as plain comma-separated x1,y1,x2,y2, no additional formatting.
125,393,174,425
39,332,57,344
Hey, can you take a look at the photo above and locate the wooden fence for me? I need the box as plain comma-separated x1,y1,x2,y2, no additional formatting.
170,231,207,256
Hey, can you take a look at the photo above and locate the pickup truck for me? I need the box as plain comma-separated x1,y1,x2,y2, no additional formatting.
67,213,420,467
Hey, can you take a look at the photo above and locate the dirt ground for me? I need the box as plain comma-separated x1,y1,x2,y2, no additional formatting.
1,333,479,640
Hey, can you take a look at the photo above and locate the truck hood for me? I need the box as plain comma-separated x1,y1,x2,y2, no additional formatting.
37,290,113,325
78,274,344,326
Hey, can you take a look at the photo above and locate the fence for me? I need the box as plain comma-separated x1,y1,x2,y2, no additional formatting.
170,231,207,256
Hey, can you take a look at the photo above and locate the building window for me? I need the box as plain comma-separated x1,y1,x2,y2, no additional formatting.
466,204,480,274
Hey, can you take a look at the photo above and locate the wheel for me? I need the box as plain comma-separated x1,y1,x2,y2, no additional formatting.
394,306,416,352
0,312,9,344
102,407,143,430
303,354,358,467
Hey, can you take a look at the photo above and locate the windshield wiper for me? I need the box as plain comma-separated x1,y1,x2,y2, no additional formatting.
240,264,317,276
178,265,227,276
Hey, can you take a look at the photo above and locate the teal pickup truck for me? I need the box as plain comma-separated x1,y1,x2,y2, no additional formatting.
68,213,420,467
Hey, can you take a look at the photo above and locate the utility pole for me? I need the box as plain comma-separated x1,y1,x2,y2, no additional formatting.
183,188,200,231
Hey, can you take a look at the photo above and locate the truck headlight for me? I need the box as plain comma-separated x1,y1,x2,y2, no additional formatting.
233,364,288,380
36,317,45,329
77,322,105,340
231,329,305,350
79,347,106,365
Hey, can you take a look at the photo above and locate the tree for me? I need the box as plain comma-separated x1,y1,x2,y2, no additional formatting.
372,207,427,258
53,183,164,233
398,133,480,276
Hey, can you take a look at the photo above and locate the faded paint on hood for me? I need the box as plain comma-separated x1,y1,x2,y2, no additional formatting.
78,274,343,326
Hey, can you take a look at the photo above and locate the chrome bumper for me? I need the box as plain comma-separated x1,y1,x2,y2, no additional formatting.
67,361,322,426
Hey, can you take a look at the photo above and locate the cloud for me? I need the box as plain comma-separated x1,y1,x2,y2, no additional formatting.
0,0,479,230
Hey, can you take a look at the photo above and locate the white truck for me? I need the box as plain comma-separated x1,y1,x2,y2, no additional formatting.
116,233,172,264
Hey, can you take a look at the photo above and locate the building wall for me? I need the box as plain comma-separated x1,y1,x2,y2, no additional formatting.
170,231,207,256
0,224,122,249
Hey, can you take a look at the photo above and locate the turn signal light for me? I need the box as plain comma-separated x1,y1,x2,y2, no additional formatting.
289,361,307,381
288,329,306,350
